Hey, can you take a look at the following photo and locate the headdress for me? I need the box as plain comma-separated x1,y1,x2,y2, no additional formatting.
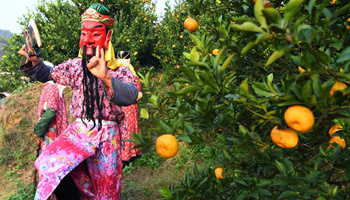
81,3,114,29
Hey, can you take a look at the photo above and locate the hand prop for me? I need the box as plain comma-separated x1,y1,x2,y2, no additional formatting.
21,18,42,65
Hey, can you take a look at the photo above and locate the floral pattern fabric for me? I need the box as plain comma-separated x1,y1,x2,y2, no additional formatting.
122,76,142,162
34,58,135,200
37,82,68,152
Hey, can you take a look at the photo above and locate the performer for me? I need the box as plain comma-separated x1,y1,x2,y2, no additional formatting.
18,3,138,200
116,51,143,168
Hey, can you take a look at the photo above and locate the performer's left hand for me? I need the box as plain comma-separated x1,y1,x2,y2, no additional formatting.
87,46,113,89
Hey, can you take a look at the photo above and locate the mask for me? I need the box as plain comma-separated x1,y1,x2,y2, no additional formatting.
79,21,111,56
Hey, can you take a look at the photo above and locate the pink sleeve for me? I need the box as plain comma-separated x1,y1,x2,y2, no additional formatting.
50,58,81,89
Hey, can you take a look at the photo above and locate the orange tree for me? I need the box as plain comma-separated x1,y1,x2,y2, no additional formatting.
154,0,196,83
136,0,350,199
0,0,158,92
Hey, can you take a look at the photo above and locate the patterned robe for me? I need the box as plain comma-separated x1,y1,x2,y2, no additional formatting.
34,58,136,200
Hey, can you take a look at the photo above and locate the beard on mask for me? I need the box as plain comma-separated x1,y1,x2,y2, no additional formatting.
81,45,104,130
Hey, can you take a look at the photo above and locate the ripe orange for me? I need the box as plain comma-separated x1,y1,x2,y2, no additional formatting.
133,51,138,56
298,66,310,75
328,124,343,137
215,168,224,179
184,17,199,32
156,134,179,158
284,105,314,132
329,136,346,149
212,49,220,55
270,126,299,148
329,81,347,97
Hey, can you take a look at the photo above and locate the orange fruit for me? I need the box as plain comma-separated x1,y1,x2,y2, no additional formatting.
328,124,343,137
133,51,138,56
284,105,314,132
212,49,220,55
184,17,199,32
215,168,224,179
329,81,347,97
298,66,310,75
270,126,299,148
329,136,346,149
156,134,179,158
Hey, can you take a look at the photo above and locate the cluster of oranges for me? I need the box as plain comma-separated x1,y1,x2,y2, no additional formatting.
328,124,346,149
271,81,348,149
271,105,314,149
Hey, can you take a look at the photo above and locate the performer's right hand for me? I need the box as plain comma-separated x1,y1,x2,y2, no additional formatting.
18,44,40,66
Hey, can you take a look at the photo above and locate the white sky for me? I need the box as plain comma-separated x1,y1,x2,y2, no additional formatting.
0,0,172,34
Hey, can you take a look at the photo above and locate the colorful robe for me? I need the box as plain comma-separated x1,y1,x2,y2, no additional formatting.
28,58,136,200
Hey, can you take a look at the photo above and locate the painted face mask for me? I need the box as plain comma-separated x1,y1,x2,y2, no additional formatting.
80,3,114,56
79,21,109,56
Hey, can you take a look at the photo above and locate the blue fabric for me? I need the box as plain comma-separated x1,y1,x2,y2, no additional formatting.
20,60,51,82
110,78,138,106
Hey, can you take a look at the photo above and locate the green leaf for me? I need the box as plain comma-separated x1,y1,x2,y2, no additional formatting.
184,124,195,135
336,46,350,63
262,8,282,25
231,22,264,33
182,66,197,83
219,53,235,78
190,46,200,62
158,120,173,133
223,150,232,161
217,133,227,143
297,24,313,44
189,34,201,46
308,0,316,15
195,177,208,190
306,171,321,182
301,81,312,100
239,79,250,95
275,160,288,178
183,52,191,60
283,0,305,27
158,186,172,199
188,61,211,70
241,41,256,55
279,191,298,199
199,73,219,91
140,108,149,119
177,135,192,143
254,0,268,30
265,49,286,67
214,46,227,69
176,85,201,95
257,188,272,196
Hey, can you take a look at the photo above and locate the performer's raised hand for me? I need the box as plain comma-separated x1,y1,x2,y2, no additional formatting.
18,44,40,66
87,46,112,88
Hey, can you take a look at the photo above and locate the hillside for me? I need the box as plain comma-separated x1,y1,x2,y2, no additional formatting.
0,29,13,58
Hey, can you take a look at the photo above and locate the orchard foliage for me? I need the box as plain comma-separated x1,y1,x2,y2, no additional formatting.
136,0,350,199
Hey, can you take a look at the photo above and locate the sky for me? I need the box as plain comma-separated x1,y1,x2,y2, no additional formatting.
0,0,172,34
